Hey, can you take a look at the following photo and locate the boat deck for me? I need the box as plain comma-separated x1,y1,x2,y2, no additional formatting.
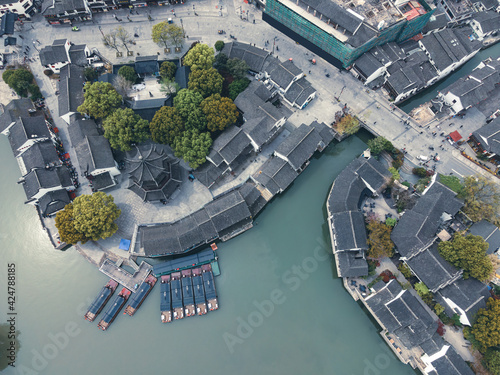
124,274,157,316
99,259,152,292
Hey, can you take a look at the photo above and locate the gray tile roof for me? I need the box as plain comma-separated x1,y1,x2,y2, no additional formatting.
193,161,227,188
392,182,463,258
331,211,368,251
301,0,363,34
405,243,461,292
221,41,270,72
284,77,316,107
20,141,60,173
0,12,16,37
266,60,302,90
175,65,190,89
472,11,500,34
472,117,500,155
422,10,449,34
365,280,437,349
275,123,322,171
0,99,38,133
310,121,335,146
22,167,72,201
253,156,298,195
353,52,384,79
39,39,69,67
38,189,70,217
58,64,85,116
135,55,158,75
468,219,500,254
91,171,115,191
125,144,181,202
68,44,88,67
253,84,273,102
209,126,253,167
336,251,368,277
8,116,50,155
204,190,252,235
437,277,490,323
238,182,267,217
43,0,87,15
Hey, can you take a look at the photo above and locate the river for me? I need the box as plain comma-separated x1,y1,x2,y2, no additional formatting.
0,132,417,375
399,42,500,113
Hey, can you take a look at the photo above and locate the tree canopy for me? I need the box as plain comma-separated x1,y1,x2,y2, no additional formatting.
173,89,204,118
118,65,137,83
183,43,215,70
200,94,239,132
116,26,133,52
103,108,149,151
173,129,212,169
149,106,184,145
227,58,249,79
188,67,224,98
367,136,393,155
55,193,121,244
214,40,225,52
228,78,250,100
414,282,429,297
77,82,122,119
470,298,500,352
366,219,394,259
2,68,35,98
460,175,500,223
336,114,360,135
438,233,493,282
160,61,177,80
213,53,228,71
152,22,184,48
484,349,500,375
84,67,98,82
102,29,120,52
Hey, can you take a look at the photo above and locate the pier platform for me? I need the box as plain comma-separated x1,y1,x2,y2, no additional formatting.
99,259,152,293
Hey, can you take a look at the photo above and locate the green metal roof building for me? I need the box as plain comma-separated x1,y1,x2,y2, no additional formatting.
263,0,435,67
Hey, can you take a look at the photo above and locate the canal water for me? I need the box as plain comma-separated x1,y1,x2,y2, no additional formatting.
0,133,417,375
399,42,500,113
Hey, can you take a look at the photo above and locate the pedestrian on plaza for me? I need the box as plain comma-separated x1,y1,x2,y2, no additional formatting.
309,70,311,74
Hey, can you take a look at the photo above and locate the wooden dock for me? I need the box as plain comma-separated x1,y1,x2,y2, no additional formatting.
99,259,153,293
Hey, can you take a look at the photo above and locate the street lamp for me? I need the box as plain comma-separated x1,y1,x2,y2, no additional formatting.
180,18,185,37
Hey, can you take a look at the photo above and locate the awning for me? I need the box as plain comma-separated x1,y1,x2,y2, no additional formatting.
449,130,462,143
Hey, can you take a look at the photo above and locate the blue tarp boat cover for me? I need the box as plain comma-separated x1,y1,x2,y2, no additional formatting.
160,281,171,311
181,277,194,305
152,248,215,276
119,239,131,250
127,282,151,309
202,271,217,299
88,287,112,314
102,295,125,323
171,279,183,308
192,275,205,304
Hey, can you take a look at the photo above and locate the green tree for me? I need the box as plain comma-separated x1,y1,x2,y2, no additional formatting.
385,217,397,227
77,82,122,119
200,93,238,132
366,219,394,259
72,192,121,242
412,167,428,178
214,53,228,71
118,66,137,83
336,114,360,135
149,106,184,145
152,22,184,48
173,89,204,118
471,298,500,352
228,78,250,100
438,233,493,282
2,68,34,97
484,349,500,375
55,203,90,245
434,303,445,316
188,67,223,98
226,58,249,79
159,78,180,97
28,84,42,101
461,175,500,222
388,167,400,181
397,263,412,278
184,108,207,131
173,129,212,169
183,43,215,70
103,108,149,151
84,67,98,82
159,61,177,80
367,136,393,155
414,282,430,297
214,40,225,52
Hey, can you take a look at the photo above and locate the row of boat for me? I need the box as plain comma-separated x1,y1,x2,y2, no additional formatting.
84,264,218,331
